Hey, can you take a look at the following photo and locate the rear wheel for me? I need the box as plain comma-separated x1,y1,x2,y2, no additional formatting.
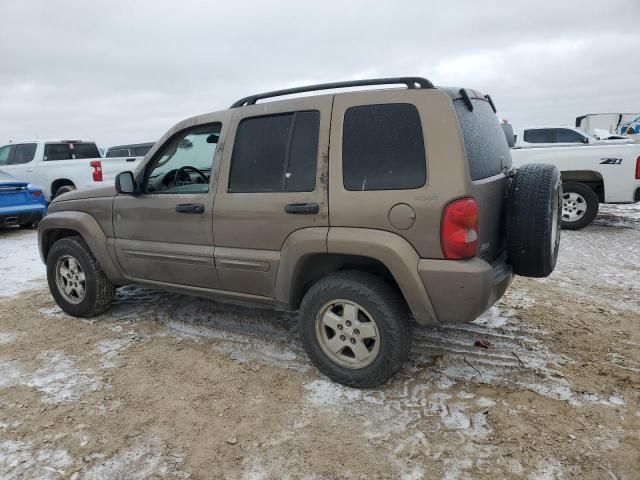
299,271,411,388
561,182,599,230
54,184,75,198
47,236,114,317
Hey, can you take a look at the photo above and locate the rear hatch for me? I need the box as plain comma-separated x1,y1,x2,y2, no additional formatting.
453,92,512,263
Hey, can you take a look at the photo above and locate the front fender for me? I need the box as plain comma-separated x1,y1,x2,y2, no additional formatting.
38,211,127,284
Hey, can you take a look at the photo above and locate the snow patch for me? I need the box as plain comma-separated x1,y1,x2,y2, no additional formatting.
0,440,73,480
0,351,101,403
0,230,46,297
77,437,186,480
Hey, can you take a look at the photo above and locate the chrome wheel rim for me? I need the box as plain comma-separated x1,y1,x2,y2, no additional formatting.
562,192,587,222
55,255,86,304
314,299,380,369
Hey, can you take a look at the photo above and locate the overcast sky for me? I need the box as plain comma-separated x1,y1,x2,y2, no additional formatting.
1,0,639,147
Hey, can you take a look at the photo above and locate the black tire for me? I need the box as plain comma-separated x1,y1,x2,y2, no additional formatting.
46,236,115,317
506,163,562,278
299,270,411,388
560,182,599,230
54,185,75,198
19,214,42,229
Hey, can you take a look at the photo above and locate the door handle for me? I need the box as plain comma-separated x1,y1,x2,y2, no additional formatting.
284,202,320,214
176,203,205,214
126,158,136,162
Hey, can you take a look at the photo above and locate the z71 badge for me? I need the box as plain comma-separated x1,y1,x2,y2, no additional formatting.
600,158,623,165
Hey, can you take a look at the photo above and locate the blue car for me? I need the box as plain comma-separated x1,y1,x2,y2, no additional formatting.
0,169,47,228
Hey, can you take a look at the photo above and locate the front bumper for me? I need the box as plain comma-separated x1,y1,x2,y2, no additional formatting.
418,255,513,324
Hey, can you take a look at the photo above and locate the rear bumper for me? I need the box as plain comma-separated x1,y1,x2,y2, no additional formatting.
0,205,46,226
418,255,513,324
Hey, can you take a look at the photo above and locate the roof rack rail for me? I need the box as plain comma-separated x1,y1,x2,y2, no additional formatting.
230,77,435,108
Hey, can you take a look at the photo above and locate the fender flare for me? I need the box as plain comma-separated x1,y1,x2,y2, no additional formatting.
38,211,127,284
275,227,439,325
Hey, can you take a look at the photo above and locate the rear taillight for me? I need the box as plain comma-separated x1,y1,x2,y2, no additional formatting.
636,156,640,179
90,160,103,182
30,190,43,197
441,197,479,260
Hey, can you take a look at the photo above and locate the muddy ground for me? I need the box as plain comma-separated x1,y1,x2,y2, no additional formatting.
0,204,638,479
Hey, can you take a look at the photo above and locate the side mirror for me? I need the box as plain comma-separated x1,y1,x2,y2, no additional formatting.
582,137,589,144
115,171,136,194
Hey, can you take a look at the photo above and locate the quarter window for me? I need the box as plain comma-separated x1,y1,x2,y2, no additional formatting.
228,111,320,193
342,103,426,191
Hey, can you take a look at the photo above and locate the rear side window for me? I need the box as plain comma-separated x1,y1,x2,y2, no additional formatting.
106,148,130,158
454,99,511,180
9,143,37,165
44,143,100,160
228,111,320,193
72,143,100,159
523,129,553,143
342,103,426,191
134,145,153,156
556,128,585,143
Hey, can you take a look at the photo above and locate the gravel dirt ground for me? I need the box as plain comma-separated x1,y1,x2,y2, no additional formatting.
0,204,638,480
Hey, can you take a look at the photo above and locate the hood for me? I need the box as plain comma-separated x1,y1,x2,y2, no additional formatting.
52,185,117,202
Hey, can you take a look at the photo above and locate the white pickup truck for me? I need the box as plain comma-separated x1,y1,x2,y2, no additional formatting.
510,127,640,229
0,140,143,201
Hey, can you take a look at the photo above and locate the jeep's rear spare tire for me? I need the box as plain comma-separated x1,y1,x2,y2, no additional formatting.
506,163,562,278
299,270,411,388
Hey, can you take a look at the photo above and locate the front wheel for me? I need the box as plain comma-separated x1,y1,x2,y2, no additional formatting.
299,271,411,388
561,182,599,230
46,236,114,317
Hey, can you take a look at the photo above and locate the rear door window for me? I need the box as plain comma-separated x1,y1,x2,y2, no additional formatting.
454,99,511,180
523,129,554,143
9,143,37,164
555,128,586,143
228,111,320,193
106,148,130,158
342,103,426,191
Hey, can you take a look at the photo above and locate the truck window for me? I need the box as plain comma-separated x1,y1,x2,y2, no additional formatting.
72,143,100,159
454,99,511,180
106,148,130,158
44,143,100,160
8,143,37,165
228,111,320,193
0,145,12,166
134,145,153,156
523,129,554,143
556,128,586,143
342,103,426,191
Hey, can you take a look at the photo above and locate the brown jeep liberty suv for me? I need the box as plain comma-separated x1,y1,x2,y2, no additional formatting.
39,77,562,387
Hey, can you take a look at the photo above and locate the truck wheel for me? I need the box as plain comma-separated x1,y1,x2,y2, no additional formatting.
299,270,411,388
54,185,75,198
46,236,114,317
506,163,562,278
561,182,599,230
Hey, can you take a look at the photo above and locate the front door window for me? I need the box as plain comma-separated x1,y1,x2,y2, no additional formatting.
144,124,221,194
